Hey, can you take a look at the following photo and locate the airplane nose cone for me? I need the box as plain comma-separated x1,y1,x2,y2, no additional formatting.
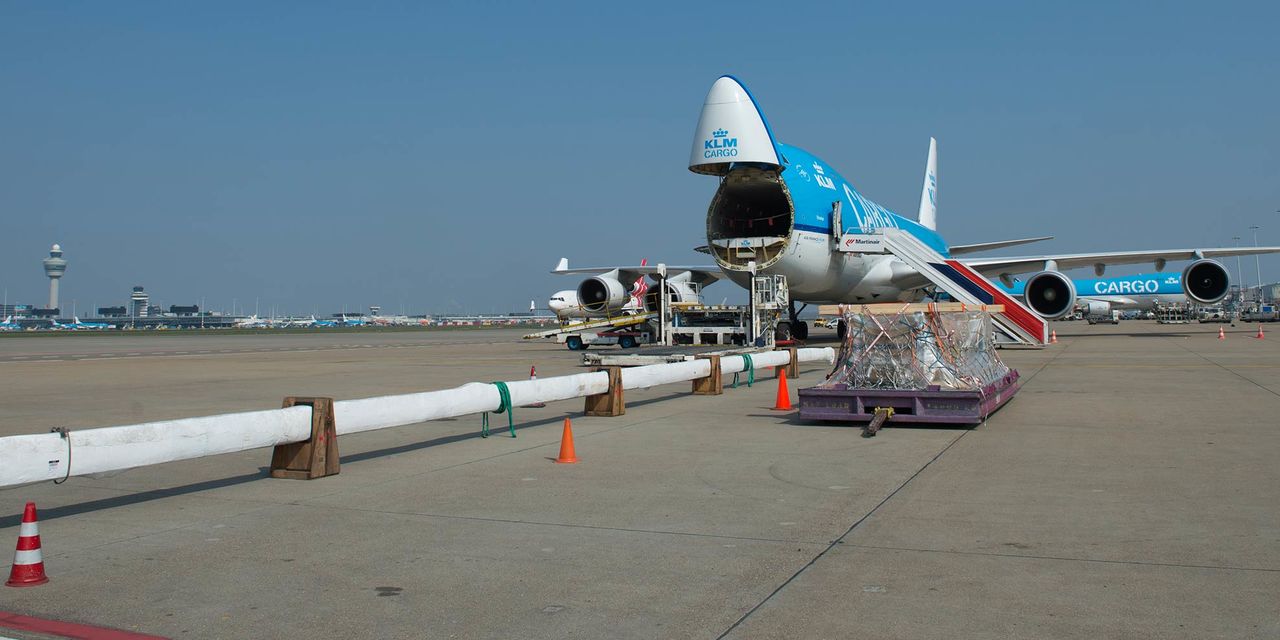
704,76,753,105
689,75,781,176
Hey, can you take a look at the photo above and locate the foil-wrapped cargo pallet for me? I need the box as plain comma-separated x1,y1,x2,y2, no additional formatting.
799,303,1021,427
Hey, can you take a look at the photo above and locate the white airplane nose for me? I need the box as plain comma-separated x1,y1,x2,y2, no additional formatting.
689,76,781,176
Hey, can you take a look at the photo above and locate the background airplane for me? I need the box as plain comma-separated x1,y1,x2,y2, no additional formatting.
547,258,705,321
66,316,114,330
1002,272,1188,317
51,317,114,330
233,315,270,328
0,316,21,331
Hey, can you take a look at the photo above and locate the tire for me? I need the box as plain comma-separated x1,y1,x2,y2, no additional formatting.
792,320,809,341
618,335,637,349
775,321,792,341
566,335,586,351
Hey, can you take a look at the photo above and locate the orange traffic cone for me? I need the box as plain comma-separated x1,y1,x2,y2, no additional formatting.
554,418,578,464
1256,326,1265,340
1050,330,1058,344
773,369,793,411
524,365,546,408
1218,327,1226,340
6,502,49,587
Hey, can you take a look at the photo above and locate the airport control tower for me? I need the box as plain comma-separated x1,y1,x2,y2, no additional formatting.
42,244,67,310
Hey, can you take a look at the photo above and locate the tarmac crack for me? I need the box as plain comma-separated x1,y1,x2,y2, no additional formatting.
714,336,1079,639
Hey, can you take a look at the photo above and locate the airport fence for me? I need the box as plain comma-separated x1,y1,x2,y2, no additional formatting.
0,348,834,489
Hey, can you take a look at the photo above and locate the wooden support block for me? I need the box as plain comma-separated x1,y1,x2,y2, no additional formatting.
692,355,723,395
817,303,1005,316
270,397,340,480
584,366,625,417
787,346,799,378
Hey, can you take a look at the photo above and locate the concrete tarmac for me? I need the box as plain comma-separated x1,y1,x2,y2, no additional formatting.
0,323,1277,639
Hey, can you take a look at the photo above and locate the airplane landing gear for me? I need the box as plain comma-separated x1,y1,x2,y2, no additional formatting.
785,300,809,341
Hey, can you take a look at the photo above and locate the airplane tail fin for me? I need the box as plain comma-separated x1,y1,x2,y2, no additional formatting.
631,258,650,303
917,137,937,231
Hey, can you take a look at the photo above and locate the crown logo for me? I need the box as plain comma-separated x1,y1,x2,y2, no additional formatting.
712,129,729,138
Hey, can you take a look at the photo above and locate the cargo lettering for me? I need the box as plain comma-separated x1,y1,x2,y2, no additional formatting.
1093,279,1161,295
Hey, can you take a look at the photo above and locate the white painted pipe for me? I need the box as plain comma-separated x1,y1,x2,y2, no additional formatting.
0,407,313,487
0,348,834,489
334,371,609,435
620,360,711,390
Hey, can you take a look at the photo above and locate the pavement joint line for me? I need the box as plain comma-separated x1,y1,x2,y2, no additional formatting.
713,429,970,639
838,542,1280,573
42,501,282,558
1164,337,1280,399
298,412,681,503
294,503,832,547
715,340,1079,639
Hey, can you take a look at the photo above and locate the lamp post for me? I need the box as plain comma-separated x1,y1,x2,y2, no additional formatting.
1232,236,1243,290
1250,225,1262,297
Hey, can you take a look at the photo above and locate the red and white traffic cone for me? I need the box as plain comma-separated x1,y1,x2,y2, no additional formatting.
1050,330,1058,344
524,365,546,408
6,502,49,587
1218,327,1226,340
1256,326,1265,340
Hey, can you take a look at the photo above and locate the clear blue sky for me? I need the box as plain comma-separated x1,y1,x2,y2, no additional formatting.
3,2,1277,315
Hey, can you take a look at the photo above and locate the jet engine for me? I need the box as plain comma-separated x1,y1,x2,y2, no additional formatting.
1023,271,1077,319
644,280,701,310
577,277,629,313
1181,259,1230,304
1082,300,1112,317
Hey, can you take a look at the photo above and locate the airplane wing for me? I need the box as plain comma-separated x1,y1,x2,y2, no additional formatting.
962,246,1280,277
552,258,724,288
948,236,1054,255
1078,295,1142,306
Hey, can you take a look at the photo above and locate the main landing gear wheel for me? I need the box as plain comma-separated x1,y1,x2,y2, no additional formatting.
775,321,792,341
791,320,809,341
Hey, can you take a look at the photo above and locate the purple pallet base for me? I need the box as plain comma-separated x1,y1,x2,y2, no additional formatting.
797,370,1021,426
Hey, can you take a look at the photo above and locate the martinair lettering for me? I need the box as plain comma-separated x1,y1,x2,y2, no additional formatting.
703,128,739,159
1092,279,1161,295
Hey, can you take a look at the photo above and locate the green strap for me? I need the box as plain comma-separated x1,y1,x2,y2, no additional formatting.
481,381,516,438
732,354,755,389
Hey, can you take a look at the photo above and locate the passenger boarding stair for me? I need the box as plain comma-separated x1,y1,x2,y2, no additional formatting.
522,312,657,340
879,229,1047,346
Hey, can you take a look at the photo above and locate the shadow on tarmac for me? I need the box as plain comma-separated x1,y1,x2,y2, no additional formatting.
0,392,691,527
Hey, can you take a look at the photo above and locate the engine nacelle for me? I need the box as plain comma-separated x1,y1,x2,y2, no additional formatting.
577,277,629,313
644,281,701,310
1082,300,1112,317
1181,259,1230,304
1023,271,1077,319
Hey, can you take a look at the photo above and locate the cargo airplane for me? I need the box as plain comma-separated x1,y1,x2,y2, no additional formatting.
553,76,1280,340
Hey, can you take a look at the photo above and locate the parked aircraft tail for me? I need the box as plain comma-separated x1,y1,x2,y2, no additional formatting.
918,137,938,231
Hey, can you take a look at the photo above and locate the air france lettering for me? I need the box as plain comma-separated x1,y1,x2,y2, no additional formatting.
1093,279,1161,295
703,128,738,159
842,183,899,230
